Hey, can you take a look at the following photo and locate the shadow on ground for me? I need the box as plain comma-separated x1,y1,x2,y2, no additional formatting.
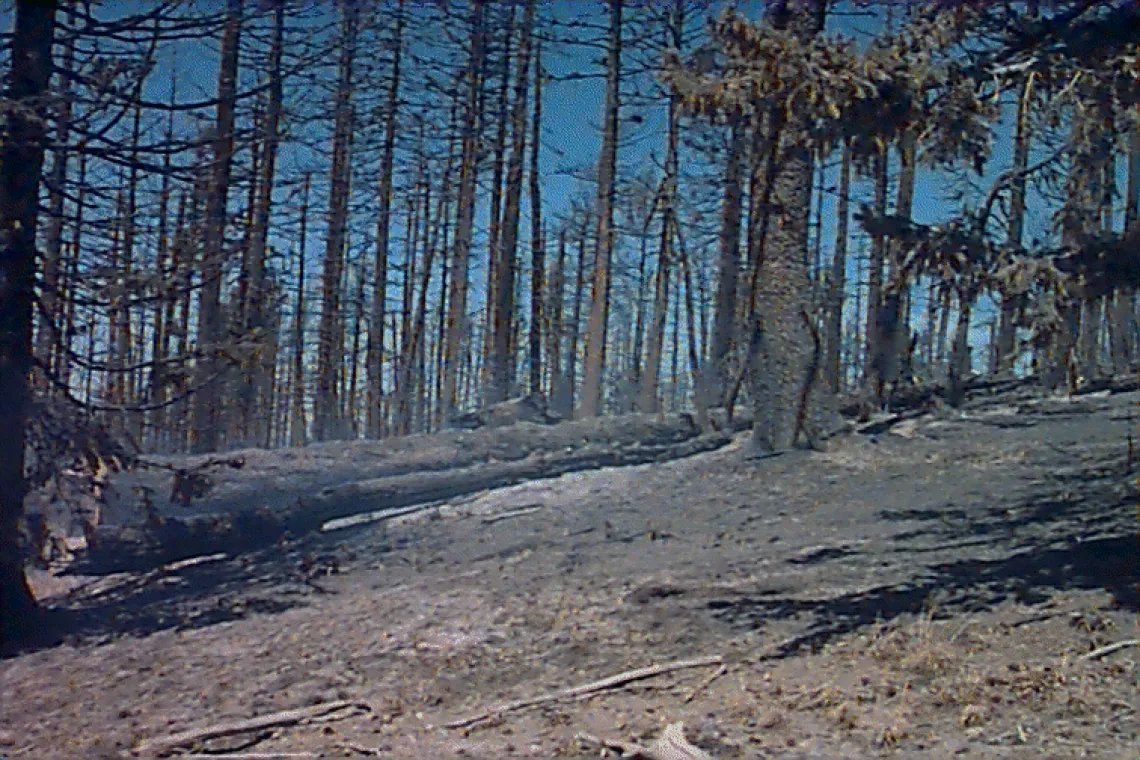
9,521,403,657
707,452,1138,658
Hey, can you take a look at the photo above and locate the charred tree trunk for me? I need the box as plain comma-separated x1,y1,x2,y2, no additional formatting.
557,219,590,419
191,0,242,453
747,0,829,452
710,117,745,405
640,0,683,415
877,127,916,394
863,144,889,402
366,0,403,440
0,0,55,646
481,8,514,392
489,0,535,404
243,1,285,447
442,0,488,422
314,1,359,441
149,102,176,448
995,72,1034,376
1114,123,1140,373
35,10,72,394
579,0,623,418
640,213,670,413
825,139,851,393
546,229,567,411
290,174,312,447
528,35,545,396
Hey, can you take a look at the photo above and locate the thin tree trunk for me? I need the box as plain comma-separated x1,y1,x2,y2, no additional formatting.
579,0,623,418
934,287,951,378
825,139,851,393
995,71,1034,375
547,228,566,407
120,101,143,440
669,269,681,411
947,294,973,406
432,107,460,431
315,1,359,441
1079,94,1114,379
35,9,72,393
630,220,651,401
347,266,366,436
640,4,683,414
106,182,127,432
878,126,917,393
710,117,745,405
410,171,438,435
674,218,702,421
863,143,889,400
367,0,404,439
488,0,535,404
59,148,86,396
1048,101,1095,390
290,174,311,447
527,35,544,396
245,1,285,447
482,7,514,389
442,0,488,422
149,104,175,447
558,219,589,418
1114,124,1140,372
191,0,242,453
640,220,670,413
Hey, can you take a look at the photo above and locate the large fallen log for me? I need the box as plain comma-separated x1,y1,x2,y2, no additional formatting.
117,412,707,519
76,430,731,575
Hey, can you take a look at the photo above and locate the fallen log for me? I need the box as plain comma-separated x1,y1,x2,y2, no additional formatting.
77,432,731,575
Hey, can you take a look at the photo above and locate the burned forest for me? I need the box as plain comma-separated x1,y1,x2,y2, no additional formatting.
0,2,1138,759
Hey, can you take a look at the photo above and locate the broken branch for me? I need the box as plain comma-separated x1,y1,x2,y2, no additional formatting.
132,700,371,757
443,655,723,729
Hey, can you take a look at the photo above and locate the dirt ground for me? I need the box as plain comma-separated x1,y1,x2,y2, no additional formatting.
2,389,1138,759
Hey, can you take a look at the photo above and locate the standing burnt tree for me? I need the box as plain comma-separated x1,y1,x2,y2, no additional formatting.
0,0,56,647
669,3,834,452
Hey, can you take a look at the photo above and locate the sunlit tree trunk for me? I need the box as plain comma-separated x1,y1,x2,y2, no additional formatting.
639,2,683,415
748,0,829,452
579,0,623,418
489,0,535,404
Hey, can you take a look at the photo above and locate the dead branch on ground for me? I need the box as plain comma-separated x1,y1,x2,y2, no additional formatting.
443,655,723,729
131,700,371,757
1079,639,1140,661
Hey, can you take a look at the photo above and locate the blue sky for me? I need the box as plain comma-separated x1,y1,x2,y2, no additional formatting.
8,1,1110,392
